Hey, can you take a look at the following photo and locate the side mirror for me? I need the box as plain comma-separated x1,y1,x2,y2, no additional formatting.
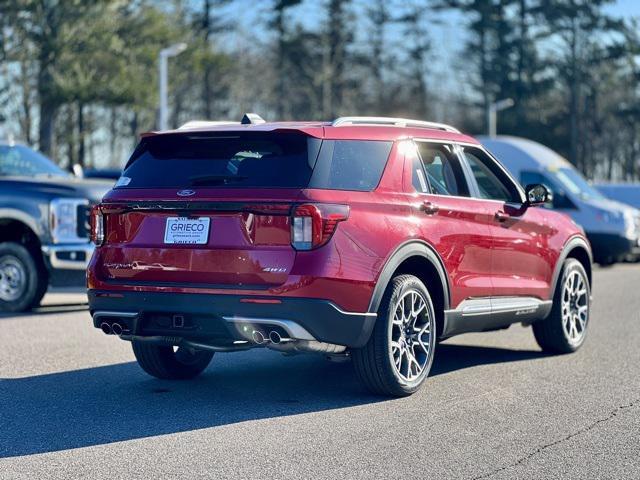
525,183,551,206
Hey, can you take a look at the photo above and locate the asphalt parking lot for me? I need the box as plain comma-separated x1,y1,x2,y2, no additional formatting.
1,264,639,479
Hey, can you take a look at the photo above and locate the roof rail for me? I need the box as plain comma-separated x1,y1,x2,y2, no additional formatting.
178,120,240,130
332,116,461,133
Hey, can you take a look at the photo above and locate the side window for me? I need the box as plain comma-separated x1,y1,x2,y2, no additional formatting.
413,142,469,197
462,148,521,202
309,139,392,191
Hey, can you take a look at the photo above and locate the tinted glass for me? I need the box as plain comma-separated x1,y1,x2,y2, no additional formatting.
309,140,392,191
556,168,606,201
414,142,468,196
463,148,519,202
120,133,316,189
0,145,69,178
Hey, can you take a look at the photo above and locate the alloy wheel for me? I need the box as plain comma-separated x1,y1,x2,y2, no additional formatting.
561,270,589,345
389,290,434,382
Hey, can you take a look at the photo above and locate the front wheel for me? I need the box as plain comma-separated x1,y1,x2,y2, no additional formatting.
353,275,437,397
532,258,590,353
132,341,214,379
0,242,48,313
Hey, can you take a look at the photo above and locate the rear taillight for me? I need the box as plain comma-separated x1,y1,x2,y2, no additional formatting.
90,205,104,246
291,204,349,250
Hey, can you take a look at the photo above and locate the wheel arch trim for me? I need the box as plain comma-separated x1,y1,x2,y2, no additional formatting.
367,240,451,314
550,235,593,297
356,240,451,346
0,210,44,241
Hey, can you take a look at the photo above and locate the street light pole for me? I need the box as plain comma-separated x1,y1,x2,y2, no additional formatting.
158,43,187,131
487,98,515,138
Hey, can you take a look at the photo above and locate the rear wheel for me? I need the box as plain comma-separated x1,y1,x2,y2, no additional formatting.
0,242,48,313
532,259,590,353
353,274,436,397
132,341,214,379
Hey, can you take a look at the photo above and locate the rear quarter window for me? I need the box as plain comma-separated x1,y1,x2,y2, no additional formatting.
308,140,392,192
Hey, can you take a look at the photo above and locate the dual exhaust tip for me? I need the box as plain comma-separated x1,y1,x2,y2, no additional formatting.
102,321,284,344
251,329,285,345
100,322,124,336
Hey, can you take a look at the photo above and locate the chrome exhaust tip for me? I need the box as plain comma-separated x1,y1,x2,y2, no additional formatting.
269,330,282,344
100,322,113,335
252,330,266,345
111,323,123,336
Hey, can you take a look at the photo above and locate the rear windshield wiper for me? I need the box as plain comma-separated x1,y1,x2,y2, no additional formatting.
188,174,248,186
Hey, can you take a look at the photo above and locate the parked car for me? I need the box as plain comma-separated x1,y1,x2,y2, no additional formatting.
88,115,592,397
480,136,640,265
82,168,122,181
595,183,640,209
0,139,112,312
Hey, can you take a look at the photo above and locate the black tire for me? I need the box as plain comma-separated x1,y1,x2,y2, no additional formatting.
132,341,214,380
0,242,48,313
353,274,437,397
533,259,590,353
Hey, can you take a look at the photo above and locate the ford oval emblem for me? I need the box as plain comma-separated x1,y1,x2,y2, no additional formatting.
177,189,196,197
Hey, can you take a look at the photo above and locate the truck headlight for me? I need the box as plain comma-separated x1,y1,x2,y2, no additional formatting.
49,198,89,243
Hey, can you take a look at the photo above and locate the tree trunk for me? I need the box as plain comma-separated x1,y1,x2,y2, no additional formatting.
109,107,117,166
480,26,490,134
275,8,286,119
77,101,85,168
202,0,212,118
568,16,580,169
38,100,57,156
65,105,76,168
130,111,139,146
19,59,33,145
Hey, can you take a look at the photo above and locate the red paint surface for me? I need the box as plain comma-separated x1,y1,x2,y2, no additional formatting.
88,124,586,313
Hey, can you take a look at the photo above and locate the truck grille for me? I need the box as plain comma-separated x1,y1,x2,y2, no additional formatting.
76,204,91,239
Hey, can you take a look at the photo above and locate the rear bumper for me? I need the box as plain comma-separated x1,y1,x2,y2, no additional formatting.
88,290,376,348
42,243,94,270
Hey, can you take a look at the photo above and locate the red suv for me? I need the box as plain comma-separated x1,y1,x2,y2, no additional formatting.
88,115,592,396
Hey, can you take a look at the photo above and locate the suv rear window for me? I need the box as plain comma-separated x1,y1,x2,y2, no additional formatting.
119,132,392,191
121,132,316,189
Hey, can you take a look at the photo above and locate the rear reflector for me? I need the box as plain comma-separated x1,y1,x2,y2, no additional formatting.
239,298,283,304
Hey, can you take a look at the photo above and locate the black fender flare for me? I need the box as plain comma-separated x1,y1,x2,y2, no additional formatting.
353,241,451,346
354,240,451,347
549,235,593,297
367,240,451,314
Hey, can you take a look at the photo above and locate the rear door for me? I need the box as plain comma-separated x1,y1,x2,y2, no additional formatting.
410,140,494,307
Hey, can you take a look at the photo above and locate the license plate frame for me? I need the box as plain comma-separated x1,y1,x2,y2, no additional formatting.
163,217,210,245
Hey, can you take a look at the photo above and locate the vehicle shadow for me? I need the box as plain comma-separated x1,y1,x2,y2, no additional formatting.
431,343,546,376
0,304,88,320
0,343,544,458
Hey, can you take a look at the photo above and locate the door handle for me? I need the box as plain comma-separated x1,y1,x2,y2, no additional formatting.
495,210,510,222
421,201,439,215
